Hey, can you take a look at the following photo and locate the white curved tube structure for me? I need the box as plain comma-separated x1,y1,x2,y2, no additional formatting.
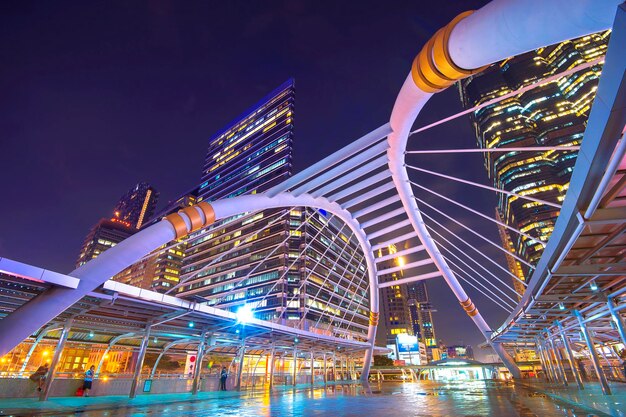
1,0,621,383
388,0,621,377
0,193,379,377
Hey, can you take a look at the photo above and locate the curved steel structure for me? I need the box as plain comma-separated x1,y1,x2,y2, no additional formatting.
0,0,623,384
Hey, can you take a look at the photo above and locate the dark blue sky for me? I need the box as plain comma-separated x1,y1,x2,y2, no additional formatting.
1,0,508,354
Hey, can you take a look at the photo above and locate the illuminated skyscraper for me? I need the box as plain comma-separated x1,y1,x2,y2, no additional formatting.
407,281,437,360
112,182,159,230
113,192,197,291
176,80,368,340
376,245,413,347
76,218,135,267
77,182,159,267
459,31,609,287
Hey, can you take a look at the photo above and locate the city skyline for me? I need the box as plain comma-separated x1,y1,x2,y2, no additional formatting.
1,0,532,355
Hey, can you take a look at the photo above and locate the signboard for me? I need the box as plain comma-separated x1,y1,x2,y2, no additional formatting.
396,334,419,353
143,379,152,392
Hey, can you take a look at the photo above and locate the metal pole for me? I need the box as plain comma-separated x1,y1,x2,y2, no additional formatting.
268,348,275,390
39,320,72,401
191,333,207,395
542,339,560,383
20,325,61,374
574,310,611,395
549,337,568,386
236,340,246,391
332,354,337,382
535,340,551,382
292,346,298,387
608,298,626,346
556,321,584,390
129,326,151,399
323,353,327,385
310,351,315,386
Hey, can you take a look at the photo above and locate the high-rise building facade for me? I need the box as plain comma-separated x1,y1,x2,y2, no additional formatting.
376,245,414,347
77,182,159,268
113,192,197,291
113,182,159,230
459,31,609,287
174,79,368,341
407,281,437,360
76,218,135,267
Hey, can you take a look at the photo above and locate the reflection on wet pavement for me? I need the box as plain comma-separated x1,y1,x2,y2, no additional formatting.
23,380,608,417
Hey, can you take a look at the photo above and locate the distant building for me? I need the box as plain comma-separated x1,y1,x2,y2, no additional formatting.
77,182,159,268
376,245,414,346
76,218,135,267
459,31,609,288
407,281,437,361
113,191,197,292
112,182,159,230
446,345,474,360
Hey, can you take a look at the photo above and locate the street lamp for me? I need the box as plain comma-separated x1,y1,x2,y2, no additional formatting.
236,304,254,324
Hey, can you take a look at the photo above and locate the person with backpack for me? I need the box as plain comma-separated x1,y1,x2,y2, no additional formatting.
83,365,95,397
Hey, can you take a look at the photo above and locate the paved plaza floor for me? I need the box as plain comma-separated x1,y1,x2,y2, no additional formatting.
0,380,624,417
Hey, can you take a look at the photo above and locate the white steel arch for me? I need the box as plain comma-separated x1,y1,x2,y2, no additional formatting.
0,0,622,384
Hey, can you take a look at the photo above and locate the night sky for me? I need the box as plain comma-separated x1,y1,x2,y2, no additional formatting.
1,0,509,357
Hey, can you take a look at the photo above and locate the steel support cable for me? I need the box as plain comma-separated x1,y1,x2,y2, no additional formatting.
428,227,519,304
179,207,295,282
256,212,351,318
202,208,316,304
407,57,603,138
342,280,370,333
406,164,562,209
411,180,545,247
431,234,519,305
414,195,534,269
406,146,581,155
302,222,364,325
445,262,514,312
310,263,368,332
255,212,344,316
282,216,354,306
166,208,296,295
284,216,359,324
322,261,369,332
421,211,525,288
441,255,515,312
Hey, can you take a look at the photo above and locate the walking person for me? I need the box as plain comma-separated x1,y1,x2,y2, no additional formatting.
30,362,49,392
220,366,228,391
83,365,95,397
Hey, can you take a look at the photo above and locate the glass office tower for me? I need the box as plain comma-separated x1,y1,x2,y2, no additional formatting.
459,31,609,288
177,80,368,341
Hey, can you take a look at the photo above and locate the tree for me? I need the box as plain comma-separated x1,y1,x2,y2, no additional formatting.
373,355,394,367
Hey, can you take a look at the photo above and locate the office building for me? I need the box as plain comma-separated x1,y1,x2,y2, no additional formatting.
112,182,159,230
407,281,437,361
176,79,369,340
459,31,609,286
376,245,414,347
76,218,135,267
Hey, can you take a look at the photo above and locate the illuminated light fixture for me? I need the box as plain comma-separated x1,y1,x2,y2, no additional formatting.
294,337,299,344
590,280,598,291
153,337,158,343
235,329,240,334
236,304,254,324
558,302,565,310
188,321,195,328
89,331,94,338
